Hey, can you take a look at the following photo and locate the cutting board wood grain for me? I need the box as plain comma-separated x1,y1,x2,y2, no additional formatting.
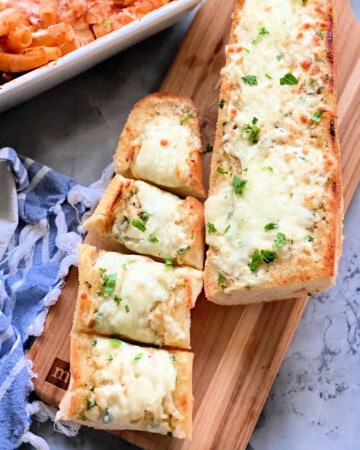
28,0,360,449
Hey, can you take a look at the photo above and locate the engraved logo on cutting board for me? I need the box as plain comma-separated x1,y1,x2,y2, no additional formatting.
45,358,70,390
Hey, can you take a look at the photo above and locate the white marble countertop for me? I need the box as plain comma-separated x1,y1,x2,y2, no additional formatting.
0,2,359,449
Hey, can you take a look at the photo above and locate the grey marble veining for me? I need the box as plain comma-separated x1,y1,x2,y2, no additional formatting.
0,2,358,449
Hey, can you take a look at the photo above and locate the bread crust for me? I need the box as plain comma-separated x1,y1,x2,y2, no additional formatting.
56,333,193,439
73,244,203,348
204,0,343,305
83,174,205,270
113,92,206,199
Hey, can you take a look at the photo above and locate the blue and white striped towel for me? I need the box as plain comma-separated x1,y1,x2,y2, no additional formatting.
0,147,113,450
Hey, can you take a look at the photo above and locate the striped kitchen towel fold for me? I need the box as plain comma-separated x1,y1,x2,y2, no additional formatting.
0,147,113,450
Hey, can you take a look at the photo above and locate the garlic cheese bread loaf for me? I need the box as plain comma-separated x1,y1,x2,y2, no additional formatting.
56,333,193,439
204,0,343,304
113,93,206,199
83,174,205,270
73,244,203,349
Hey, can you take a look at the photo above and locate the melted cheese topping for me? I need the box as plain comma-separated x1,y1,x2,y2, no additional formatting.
112,180,191,261
84,337,178,434
205,0,336,288
130,115,201,188
91,251,203,345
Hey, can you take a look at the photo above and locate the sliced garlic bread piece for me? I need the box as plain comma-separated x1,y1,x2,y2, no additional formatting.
73,244,203,349
113,92,206,199
83,174,204,270
56,333,193,439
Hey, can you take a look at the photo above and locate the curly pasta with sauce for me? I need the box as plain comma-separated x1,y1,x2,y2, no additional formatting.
0,0,170,82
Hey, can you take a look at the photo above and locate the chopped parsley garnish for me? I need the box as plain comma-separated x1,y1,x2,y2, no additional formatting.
280,72,299,85
84,281,92,288
219,98,225,109
109,338,122,347
243,117,261,142
273,232,287,248
243,47,250,53
265,73,272,80
86,399,97,410
122,215,130,225
217,271,226,288
248,251,262,272
180,111,194,124
204,144,213,153
103,21,113,26
167,431,173,437
311,109,323,123
149,236,159,243
216,166,228,174
276,54,283,61
107,354,113,361
164,257,173,267
132,219,146,232
132,352,144,363
138,211,149,221
207,222,218,233
307,235,314,242
177,246,189,254
263,165,274,172
99,268,106,276
249,250,277,271
261,250,277,263
102,272,117,297
264,223,279,231
317,31,324,39
169,354,176,361
232,176,248,196
114,295,122,305
224,224,231,234
252,26,270,45
91,340,97,347
125,304,130,313
241,75,258,85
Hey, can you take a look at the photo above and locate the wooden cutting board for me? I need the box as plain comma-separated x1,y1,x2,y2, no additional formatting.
28,0,360,449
